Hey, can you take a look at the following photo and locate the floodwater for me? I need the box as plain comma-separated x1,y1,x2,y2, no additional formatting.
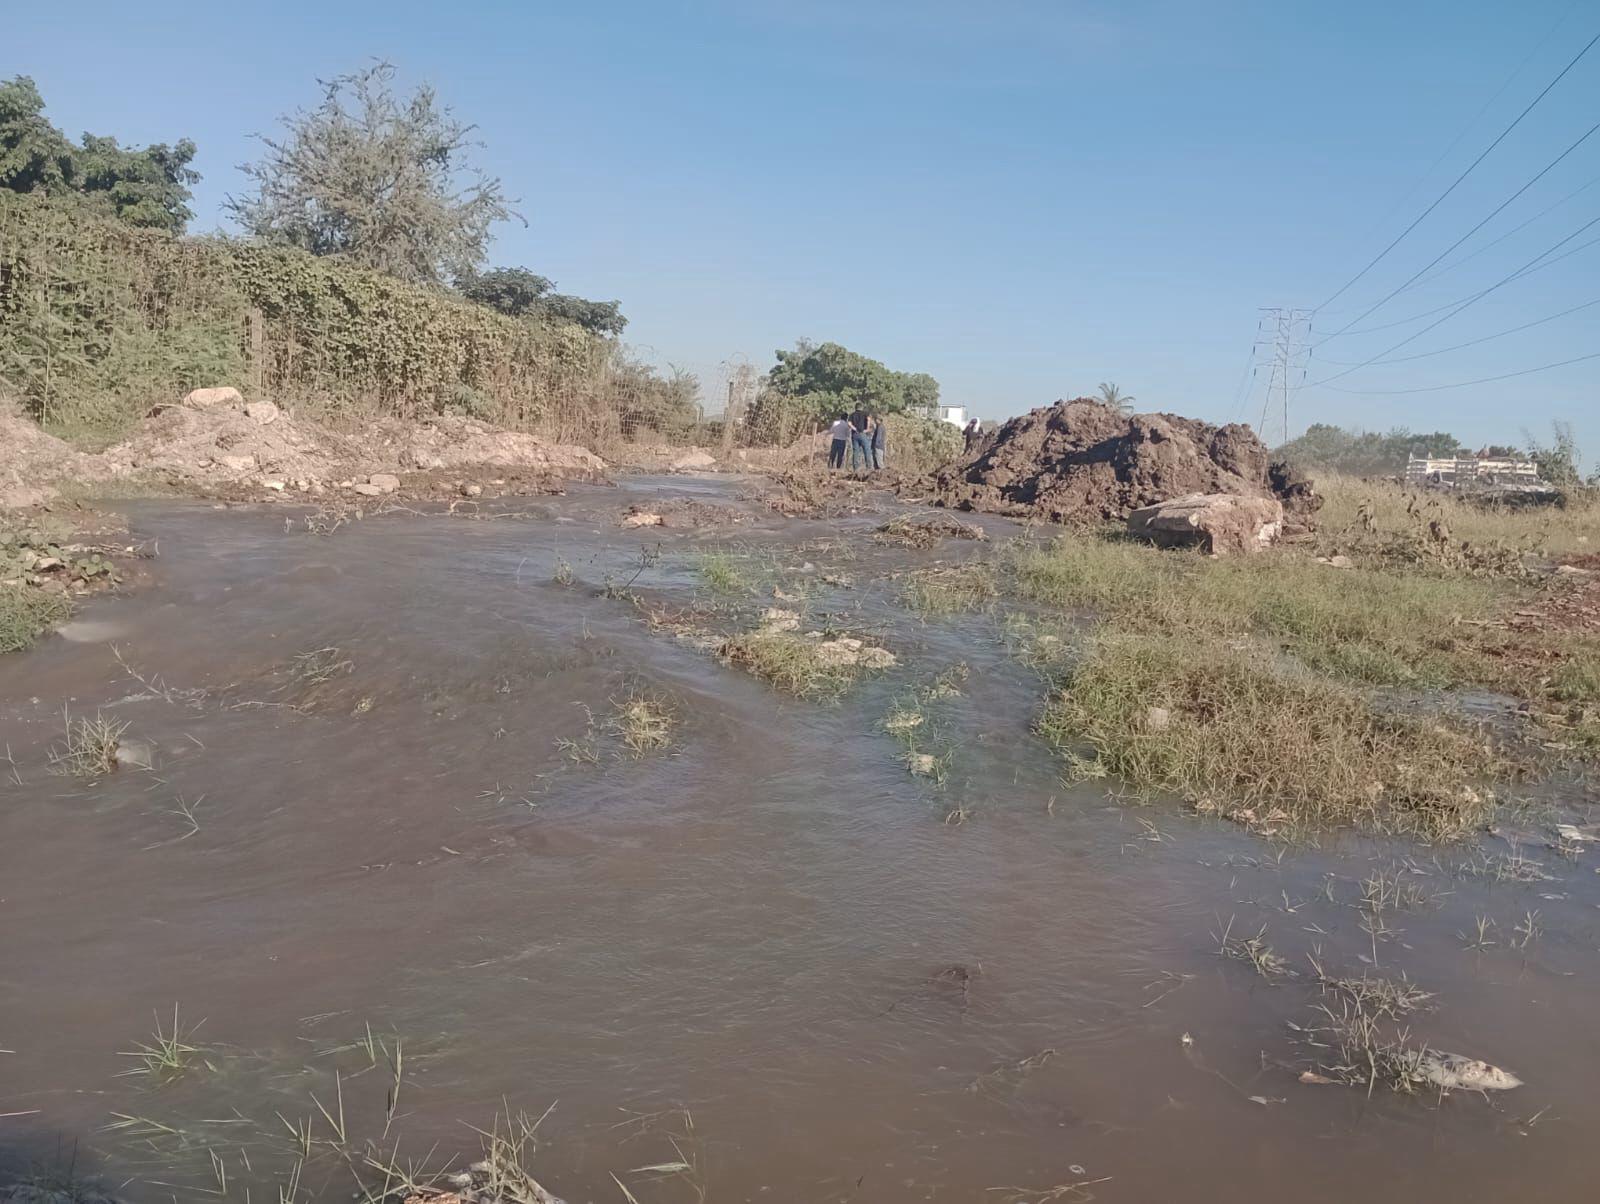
2,477,1597,1203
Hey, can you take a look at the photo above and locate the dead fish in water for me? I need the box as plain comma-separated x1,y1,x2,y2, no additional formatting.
1419,1052,1523,1092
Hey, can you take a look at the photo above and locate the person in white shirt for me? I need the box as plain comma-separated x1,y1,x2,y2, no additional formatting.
827,413,851,470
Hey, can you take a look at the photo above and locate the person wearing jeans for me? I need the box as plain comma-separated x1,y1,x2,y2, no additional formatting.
849,407,871,471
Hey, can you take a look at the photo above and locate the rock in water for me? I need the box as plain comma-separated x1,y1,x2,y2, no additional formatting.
1127,493,1284,556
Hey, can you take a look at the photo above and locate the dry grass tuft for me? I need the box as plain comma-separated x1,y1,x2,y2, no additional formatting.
605,691,676,756
49,710,128,778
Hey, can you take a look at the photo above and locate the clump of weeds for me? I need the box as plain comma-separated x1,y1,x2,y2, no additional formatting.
719,629,885,699
697,550,753,596
605,690,677,756
553,556,575,587
875,513,987,548
49,710,128,778
288,646,353,689
0,584,72,653
900,563,998,616
1301,995,1432,1096
1213,917,1293,980
1307,954,1433,1018
118,1005,210,1082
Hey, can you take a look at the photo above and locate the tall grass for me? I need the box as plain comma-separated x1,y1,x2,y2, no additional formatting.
1008,536,1506,687
0,586,71,653
1038,634,1503,840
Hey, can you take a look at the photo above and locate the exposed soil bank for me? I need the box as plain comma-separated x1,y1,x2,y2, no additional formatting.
926,397,1322,530
0,397,605,508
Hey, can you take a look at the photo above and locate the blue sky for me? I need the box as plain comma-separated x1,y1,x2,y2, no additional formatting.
12,0,1599,458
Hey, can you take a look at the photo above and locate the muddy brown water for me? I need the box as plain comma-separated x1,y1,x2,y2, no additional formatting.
3,477,1598,1203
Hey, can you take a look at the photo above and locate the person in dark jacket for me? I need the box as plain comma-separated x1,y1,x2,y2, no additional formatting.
963,417,981,452
870,413,887,470
849,408,872,471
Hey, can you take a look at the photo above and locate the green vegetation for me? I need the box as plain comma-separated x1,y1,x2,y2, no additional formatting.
901,563,999,616
718,629,887,699
1038,634,1502,840
0,585,70,652
697,550,754,595
1,75,197,233
746,339,940,442
1009,535,1503,688
118,1005,208,1081
459,266,625,336
1276,423,1471,476
1096,381,1135,413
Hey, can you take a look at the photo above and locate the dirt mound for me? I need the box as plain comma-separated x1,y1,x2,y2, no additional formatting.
925,398,1316,527
2,395,606,506
0,401,108,508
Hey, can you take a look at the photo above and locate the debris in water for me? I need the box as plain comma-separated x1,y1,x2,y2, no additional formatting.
1419,1053,1523,1092
1298,1070,1336,1085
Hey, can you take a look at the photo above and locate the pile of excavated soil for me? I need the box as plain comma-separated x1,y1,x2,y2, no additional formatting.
0,402,109,508
1,396,606,507
925,398,1319,529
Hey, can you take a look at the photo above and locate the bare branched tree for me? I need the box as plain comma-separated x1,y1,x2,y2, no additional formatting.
227,62,518,285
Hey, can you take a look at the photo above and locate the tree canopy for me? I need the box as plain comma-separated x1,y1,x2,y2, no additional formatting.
764,340,940,418
0,76,198,233
226,62,515,286
1276,423,1468,476
458,267,627,336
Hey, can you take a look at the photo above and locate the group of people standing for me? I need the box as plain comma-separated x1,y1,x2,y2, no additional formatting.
827,409,888,472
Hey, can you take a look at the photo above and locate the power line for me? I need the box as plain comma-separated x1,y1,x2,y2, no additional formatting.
1315,295,1600,366
1345,0,1585,253
1318,118,1600,338
1321,349,1600,394
1304,213,1600,386
1312,27,1600,312
1401,169,1600,293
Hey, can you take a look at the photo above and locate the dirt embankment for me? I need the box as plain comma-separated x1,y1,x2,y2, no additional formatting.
925,398,1321,530
0,394,607,509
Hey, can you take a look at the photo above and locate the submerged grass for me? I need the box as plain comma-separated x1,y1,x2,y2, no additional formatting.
0,585,71,653
901,562,999,616
48,710,128,779
1038,634,1504,840
605,690,676,756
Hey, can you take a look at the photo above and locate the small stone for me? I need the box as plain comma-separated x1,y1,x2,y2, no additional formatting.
622,510,664,528
461,483,483,498
351,483,383,497
243,400,280,425
366,473,401,494
262,479,286,491
218,454,256,473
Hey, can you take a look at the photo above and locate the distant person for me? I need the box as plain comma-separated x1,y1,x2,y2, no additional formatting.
963,417,981,452
849,407,872,471
827,412,851,470
870,413,887,470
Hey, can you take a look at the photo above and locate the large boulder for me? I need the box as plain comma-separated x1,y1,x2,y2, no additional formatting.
183,386,244,409
1127,492,1284,556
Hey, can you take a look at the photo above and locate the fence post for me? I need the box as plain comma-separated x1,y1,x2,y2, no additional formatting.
247,307,266,394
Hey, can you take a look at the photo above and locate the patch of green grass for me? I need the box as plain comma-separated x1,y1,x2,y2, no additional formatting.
1549,653,1600,703
1037,633,1504,840
719,630,870,699
0,585,71,653
901,563,998,616
697,551,753,595
1007,536,1507,687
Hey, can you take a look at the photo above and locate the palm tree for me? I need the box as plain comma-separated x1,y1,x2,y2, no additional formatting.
1096,382,1135,413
